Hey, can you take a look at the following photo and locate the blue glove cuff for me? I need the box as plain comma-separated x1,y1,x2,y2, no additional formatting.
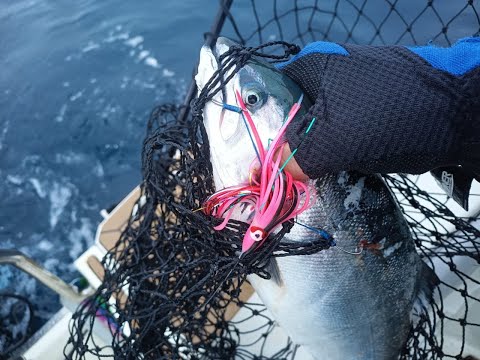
406,37,480,76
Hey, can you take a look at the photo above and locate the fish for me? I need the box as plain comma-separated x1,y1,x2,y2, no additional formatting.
195,37,439,360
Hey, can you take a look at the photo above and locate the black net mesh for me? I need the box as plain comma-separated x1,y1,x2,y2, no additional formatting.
384,175,480,359
222,0,480,47
64,1,480,360
0,294,33,359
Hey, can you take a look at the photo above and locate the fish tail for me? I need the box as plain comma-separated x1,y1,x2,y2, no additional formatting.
413,261,440,313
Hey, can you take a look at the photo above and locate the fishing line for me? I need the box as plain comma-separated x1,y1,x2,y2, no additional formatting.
240,111,262,164
293,220,333,243
293,222,363,255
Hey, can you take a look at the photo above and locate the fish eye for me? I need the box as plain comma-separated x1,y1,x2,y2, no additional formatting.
247,92,259,105
242,84,267,110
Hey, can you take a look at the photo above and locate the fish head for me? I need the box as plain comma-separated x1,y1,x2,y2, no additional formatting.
195,37,310,190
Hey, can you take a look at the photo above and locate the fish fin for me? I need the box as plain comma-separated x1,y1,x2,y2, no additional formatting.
413,261,440,313
215,37,238,57
266,258,284,287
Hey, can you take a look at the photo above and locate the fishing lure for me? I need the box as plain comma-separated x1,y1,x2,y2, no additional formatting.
202,91,312,255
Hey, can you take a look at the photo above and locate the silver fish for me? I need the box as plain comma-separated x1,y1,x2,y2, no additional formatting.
196,37,438,360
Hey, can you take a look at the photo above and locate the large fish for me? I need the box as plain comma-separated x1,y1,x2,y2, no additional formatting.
195,37,438,360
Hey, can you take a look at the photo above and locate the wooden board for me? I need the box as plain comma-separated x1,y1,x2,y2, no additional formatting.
76,185,254,324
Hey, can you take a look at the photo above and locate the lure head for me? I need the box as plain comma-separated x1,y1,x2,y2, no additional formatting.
243,225,267,253
195,37,309,190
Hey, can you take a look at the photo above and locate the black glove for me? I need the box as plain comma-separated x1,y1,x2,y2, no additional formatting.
279,38,480,179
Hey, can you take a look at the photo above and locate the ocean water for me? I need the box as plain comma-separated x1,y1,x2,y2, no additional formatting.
1,0,479,349
0,0,219,334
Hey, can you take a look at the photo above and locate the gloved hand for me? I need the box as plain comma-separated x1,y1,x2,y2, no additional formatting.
278,38,480,179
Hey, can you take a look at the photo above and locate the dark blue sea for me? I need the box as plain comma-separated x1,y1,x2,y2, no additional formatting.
1,0,478,347
0,0,221,333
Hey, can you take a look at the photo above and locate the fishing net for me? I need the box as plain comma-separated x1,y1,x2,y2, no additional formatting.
64,1,480,359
